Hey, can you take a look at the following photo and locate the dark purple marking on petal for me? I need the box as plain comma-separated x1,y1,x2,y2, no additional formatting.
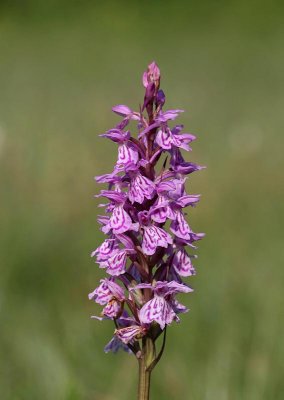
117,144,139,166
142,225,172,256
128,173,155,204
172,248,196,277
110,205,133,234
106,250,127,276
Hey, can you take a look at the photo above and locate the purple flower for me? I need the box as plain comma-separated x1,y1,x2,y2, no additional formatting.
91,238,118,260
117,144,139,167
128,170,156,204
115,325,147,344
142,225,173,256
156,109,184,122
151,194,175,223
89,278,125,318
170,209,192,240
137,281,192,329
112,104,140,121
101,128,139,167
156,124,196,151
106,249,128,276
103,204,138,235
172,247,196,277
89,61,204,372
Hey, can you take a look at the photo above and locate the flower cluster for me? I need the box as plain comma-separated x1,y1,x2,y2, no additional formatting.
89,62,204,356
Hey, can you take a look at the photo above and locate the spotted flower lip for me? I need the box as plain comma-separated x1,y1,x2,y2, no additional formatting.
115,325,147,344
91,238,118,260
136,281,192,329
128,172,156,204
142,225,173,256
89,61,204,357
172,247,196,277
88,278,125,305
156,125,196,151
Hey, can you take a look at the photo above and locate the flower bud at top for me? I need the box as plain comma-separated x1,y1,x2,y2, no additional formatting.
142,61,160,90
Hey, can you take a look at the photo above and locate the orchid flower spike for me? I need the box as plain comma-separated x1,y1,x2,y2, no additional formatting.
89,61,205,400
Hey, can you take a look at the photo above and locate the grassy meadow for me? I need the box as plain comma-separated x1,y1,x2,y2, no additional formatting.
0,1,283,399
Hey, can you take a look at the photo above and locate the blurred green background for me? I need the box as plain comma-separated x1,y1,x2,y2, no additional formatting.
0,1,283,399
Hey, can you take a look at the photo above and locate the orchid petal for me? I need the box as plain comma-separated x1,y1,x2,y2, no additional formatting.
106,250,127,276
110,205,133,234
115,325,146,344
139,296,175,329
172,248,196,277
104,336,132,354
117,144,139,166
129,173,156,204
142,225,172,256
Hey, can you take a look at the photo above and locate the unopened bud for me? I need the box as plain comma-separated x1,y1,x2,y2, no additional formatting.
155,89,166,108
142,82,156,110
142,61,160,89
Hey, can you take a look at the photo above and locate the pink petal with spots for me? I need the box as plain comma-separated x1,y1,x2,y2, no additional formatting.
170,210,192,240
117,144,139,165
110,205,132,234
142,225,172,256
106,250,127,276
172,248,196,277
115,325,145,344
103,299,122,318
91,239,118,260
156,128,172,149
139,296,176,329
128,173,155,204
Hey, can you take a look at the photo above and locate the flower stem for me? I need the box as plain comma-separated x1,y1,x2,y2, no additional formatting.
137,337,155,400
138,355,151,400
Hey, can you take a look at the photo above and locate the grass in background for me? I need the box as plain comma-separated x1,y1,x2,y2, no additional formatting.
0,1,284,399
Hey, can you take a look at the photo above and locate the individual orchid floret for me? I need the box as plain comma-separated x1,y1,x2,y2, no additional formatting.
170,209,193,241
112,105,140,121
88,278,124,304
115,325,147,344
91,238,118,260
89,278,125,318
171,247,196,277
150,194,175,223
128,167,156,204
107,205,135,234
137,281,192,329
89,61,204,400
101,128,139,167
99,192,138,235
156,124,196,151
138,211,173,256
105,250,128,276
170,147,204,175
155,109,184,122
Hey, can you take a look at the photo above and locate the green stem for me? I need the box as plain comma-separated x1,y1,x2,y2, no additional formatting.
137,337,155,400
138,356,151,400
